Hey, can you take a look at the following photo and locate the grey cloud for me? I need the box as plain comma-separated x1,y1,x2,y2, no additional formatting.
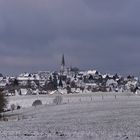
0,0,140,76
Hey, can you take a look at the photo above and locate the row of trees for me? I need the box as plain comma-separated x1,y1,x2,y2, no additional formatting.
8,74,77,91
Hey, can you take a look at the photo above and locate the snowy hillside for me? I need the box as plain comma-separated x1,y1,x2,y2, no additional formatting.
1,92,140,140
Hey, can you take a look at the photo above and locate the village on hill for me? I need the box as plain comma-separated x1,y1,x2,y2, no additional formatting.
0,55,140,140
0,55,139,96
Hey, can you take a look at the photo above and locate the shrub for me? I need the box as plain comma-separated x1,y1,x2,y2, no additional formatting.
66,86,71,94
17,105,21,110
53,95,63,105
0,92,7,113
10,104,16,112
32,100,42,107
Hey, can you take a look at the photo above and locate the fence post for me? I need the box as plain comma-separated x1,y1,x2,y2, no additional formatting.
18,115,20,121
102,95,104,100
91,97,93,101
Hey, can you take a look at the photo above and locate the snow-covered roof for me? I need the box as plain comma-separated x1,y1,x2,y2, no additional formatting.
0,82,7,87
49,90,63,95
17,77,35,81
19,72,30,77
20,89,28,95
102,74,108,79
106,79,118,86
85,83,97,86
78,71,85,75
87,70,97,75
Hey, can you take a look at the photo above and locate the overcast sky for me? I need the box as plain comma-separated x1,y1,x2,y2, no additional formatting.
0,0,140,76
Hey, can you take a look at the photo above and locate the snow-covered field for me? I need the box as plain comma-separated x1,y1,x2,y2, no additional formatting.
1,92,140,140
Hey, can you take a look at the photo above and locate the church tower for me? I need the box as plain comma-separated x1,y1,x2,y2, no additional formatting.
60,54,65,74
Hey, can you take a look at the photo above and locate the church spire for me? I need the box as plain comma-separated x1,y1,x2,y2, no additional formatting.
61,54,65,67
60,54,65,74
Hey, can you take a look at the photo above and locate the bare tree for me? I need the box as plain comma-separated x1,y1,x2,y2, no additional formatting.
53,95,63,105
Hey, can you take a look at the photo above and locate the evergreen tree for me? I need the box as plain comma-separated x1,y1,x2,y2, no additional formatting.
0,92,7,114
53,74,58,90
70,81,76,88
49,75,53,82
89,74,94,81
13,79,19,87
59,77,63,87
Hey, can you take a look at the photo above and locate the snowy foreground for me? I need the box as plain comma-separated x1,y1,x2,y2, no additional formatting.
1,92,140,140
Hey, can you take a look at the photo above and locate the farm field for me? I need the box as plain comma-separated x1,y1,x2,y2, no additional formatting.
1,92,140,140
